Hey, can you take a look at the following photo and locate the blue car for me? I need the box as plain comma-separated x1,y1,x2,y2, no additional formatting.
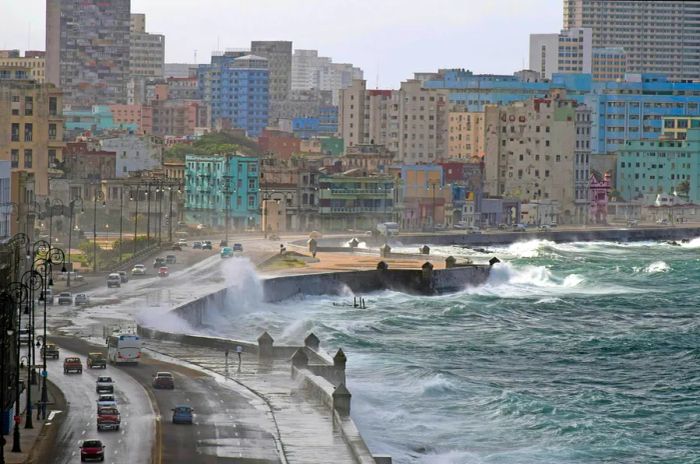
172,405,194,424
220,247,233,258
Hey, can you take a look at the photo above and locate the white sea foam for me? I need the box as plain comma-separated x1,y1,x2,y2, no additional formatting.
342,239,369,249
503,239,555,258
465,262,630,298
420,374,457,396
681,237,700,248
644,261,670,274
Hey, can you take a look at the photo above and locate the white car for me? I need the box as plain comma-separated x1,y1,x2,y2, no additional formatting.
96,376,114,394
177,239,188,247
96,394,117,409
453,221,468,230
131,264,146,275
74,293,90,306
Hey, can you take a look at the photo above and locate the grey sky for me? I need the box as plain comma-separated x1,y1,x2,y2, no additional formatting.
2,0,562,87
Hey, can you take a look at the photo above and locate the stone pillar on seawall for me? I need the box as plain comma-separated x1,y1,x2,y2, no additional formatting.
257,331,274,362
332,382,351,416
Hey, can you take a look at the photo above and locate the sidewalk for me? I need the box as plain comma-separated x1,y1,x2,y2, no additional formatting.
144,339,358,464
5,379,63,464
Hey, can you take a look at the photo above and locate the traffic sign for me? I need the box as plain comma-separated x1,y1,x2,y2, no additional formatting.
41,370,48,378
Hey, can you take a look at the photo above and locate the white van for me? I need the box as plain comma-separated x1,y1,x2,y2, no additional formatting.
377,222,400,236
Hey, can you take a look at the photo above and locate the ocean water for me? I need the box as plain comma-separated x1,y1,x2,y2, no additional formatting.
217,239,700,464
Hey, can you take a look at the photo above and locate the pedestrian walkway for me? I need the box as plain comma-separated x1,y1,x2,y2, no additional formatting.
5,380,60,464
144,339,358,464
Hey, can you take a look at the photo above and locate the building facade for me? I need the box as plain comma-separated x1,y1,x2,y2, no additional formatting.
616,129,700,203
0,50,46,83
291,49,363,105
0,72,64,196
592,47,626,81
564,0,700,80
100,134,163,177
447,108,486,160
483,92,588,224
251,41,292,122
129,14,165,80
529,28,592,79
46,0,131,106
184,154,260,229
198,53,269,137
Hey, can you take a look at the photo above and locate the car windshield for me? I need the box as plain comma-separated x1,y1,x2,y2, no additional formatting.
83,440,102,448
175,406,191,412
157,372,173,378
98,407,118,414
97,377,112,382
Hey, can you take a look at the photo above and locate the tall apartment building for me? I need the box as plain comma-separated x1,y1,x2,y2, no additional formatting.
563,0,700,80
447,108,485,160
592,47,626,81
398,80,449,163
0,51,46,83
292,49,363,105
46,0,131,106
251,41,292,122
197,53,269,136
483,91,590,224
339,80,400,154
0,66,64,197
530,28,592,79
129,14,165,80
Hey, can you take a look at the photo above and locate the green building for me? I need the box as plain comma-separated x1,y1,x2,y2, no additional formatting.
617,128,700,202
318,170,394,231
185,154,260,229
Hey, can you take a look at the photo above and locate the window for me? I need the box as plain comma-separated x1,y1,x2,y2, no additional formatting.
24,96,33,116
49,97,57,116
11,123,19,142
248,195,255,208
48,149,57,167
23,123,33,142
248,178,255,189
24,149,32,168
10,149,19,168
556,155,561,162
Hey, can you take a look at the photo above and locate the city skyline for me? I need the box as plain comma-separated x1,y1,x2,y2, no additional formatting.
2,0,561,87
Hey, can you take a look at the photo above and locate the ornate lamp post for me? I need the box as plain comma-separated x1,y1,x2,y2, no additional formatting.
19,269,41,430
0,294,13,464
4,282,28,453
131,185,140,256
31,241,65,420
92,190,105,272
66,197,83,288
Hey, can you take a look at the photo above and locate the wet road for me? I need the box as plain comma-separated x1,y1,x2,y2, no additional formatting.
45,345,154,464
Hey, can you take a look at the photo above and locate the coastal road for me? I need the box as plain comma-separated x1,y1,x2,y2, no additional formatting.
51,336,281,463
45,345,154,464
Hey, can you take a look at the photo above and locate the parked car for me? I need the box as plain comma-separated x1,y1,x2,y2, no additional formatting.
177,238,188,247
539,224,552,231
79,439,105,462
96,394,117,409
106,273,121,288
466,226,482,234
158,266,169,277
153,257,166,268
57,292,73,305
96,406,120,431
656,218,670,225
131,264,146,275
453,221,468,230
152,371,175,389
63,357,83,374
171,405,194,424
74,293,90,306
220,247,233,258
232,243,243,253
192,241,202,249
96,376,114,394
171,244,182,251
87,352,107,369
165,254,177,264
201,240,213,250
513,223,527,232
42,343,59,360
196,223,209,230
118,271,129,283
626,219,639,227
498,223,509,230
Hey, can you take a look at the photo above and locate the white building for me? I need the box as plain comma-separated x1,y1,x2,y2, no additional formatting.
529,28,592,79
129,14,165,80
100,134,163,177
292,49,363,105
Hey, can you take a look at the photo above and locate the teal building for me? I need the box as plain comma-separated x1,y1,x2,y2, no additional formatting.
185,154,260,229
616,128,700,202
64,105,137,135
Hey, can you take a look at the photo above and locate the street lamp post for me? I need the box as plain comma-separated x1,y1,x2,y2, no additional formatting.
146,184,151,247
20,269,41,430
66,198,83,288
6,282,29,453
32,241,66,420
132,186,140,256
0,294,13,464
92,190,105,273
118,188,124,263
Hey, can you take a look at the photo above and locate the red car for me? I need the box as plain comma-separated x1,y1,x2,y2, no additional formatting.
80,439,105,462
158,266,169,277
96,406,121,431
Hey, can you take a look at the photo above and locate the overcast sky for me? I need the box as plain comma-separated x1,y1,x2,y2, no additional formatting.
1,0,562,87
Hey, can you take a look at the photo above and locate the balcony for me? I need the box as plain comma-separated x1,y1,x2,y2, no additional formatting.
320,207,385,214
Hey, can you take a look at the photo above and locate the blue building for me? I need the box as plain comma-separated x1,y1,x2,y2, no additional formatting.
184,154,260,230
292,106,338,139
425,69,700,155
197,53,269,137
63,105,139,135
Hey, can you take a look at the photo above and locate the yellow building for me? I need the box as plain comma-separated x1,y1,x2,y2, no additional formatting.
448,108,485,160
662,116,700,140
0,51,46,83
0,65,64,197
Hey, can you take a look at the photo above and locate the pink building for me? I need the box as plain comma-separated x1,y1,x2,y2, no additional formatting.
589,171,611,224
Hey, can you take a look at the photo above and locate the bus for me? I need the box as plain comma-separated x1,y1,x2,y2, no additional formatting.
107,334,142,365
377,222,400,237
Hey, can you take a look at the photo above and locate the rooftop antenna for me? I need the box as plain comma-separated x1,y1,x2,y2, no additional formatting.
194,49,197,64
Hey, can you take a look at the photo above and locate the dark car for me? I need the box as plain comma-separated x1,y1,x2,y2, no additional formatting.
232,243,243,252
165,254,176,264
171,244,182,251
192,241,202,249
118,271,129,283
96,376,114,394
153,257,166,268
201,241,213,250
80,439,105,462
152,371,174,389
57,292,73,305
